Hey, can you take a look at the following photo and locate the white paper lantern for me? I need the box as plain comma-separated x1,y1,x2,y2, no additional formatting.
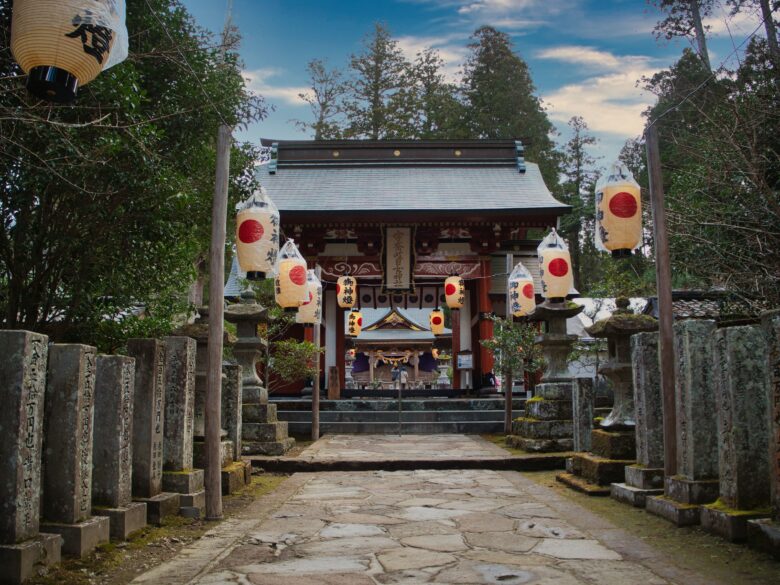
444,276,465,309
538,229,573,301
596,162,642,257
236,187,279,280
11,0,129,102
337,276,358,309
296,270,322,326
275,239,308,311
429,309,445,336
507,262,536,317
347,309,363,338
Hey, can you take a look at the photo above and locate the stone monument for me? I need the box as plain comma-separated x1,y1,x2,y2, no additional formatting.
221,363,253,492
92,355,148,540
161,337,205,518
507,300,583,452
127,339,180,525
700,325,771,541
612,331,665,507
558,298,657,495
0,331,62,583
224,289,294,456
647,320,720,526
748,310,780,557
40,345,109,557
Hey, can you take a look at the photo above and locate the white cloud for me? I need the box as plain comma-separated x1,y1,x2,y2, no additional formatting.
243,68,308,106
457,0,546,14
536,46,653,70
704,6,763,37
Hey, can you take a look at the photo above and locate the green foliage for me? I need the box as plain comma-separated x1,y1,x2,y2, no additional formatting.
270,339,323,386
480,315,544,380
0,0,265,350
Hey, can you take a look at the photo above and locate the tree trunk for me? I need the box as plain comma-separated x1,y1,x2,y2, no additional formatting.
690,0,712,70
759,0,779,63
503,371,513,434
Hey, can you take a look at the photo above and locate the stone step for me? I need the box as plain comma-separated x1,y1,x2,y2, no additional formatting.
243,421,289,442
277,409,515,423
270,398,525,412
243,403,278,423
284,420,506,435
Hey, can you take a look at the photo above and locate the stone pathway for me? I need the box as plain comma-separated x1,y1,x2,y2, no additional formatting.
132,436,720,585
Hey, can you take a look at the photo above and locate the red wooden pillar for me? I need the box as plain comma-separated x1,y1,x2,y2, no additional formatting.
477,259,494,384
303,327,314,343
451,309,461,388
336,306,346,392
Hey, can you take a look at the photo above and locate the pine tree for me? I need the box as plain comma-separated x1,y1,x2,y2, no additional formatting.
294,59,345,140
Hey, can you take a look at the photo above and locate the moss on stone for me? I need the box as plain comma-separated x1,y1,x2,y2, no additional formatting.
527,395,544,403
705,498,772,517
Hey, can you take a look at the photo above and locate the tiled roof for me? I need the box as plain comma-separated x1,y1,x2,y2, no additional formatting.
255,163,566,213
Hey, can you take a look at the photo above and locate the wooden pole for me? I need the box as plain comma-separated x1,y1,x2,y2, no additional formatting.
311,265,322,441
205,124,232,520
504,253,513,433
645,124,677,479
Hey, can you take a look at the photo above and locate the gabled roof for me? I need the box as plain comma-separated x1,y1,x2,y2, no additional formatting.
364,308,428,332
355,308,451,343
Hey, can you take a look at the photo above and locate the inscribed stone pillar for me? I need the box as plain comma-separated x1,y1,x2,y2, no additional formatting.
713,325,770,510
0,331,48,544
162,337,196,471
127,339,166,498
572,377,594,452
222,363,243,462
632,332,664,470
41,345,97,525
763,312,780,520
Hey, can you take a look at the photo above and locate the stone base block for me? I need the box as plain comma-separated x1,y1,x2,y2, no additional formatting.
611,483,663,508
591,429,636,460
747,519,780,559
0,533,62,585
162,469,205,494
134,492,181,526
505,435,573,453
40,516,109,558
535,382,572,400
700,505,770,543
666,476,719,505
243,403,277,423
555,472,611,496
510,418,573,440
625,465,664,490
526,399,573,421
574,453,634,486
646,496,701,526
242,437,295,456
242,421,289,443
93,502,147,541
565,457,575,474
193,440,234,469
222,461,252,495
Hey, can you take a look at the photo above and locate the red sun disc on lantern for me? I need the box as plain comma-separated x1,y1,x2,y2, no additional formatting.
523,283,534,299
432,316,443,326
445,283,457,296
609,192,638,218
357,317,363,326
238,219,264,244
302,292,313,306
289,265,306,286
549,258,569,278
336,284,342,295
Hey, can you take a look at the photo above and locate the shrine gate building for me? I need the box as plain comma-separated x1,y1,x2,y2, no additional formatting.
255,139,569,393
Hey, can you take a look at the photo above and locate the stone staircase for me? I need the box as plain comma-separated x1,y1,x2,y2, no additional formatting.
271,398,526,435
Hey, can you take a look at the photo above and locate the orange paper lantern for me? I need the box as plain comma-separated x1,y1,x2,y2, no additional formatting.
274,240,308,311
296,270,322,326
337,276,358,309
596,162,642,257
444,276,465,309
538,229,573,301
236,188,279,280
429,309,445,336
507,262,536,317
347,309,363,338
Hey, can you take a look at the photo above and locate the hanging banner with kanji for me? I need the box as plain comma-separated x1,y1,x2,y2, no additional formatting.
381,226,416,294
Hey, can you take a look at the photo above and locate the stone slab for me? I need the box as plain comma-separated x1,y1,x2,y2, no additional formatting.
243,422,289,443
0,533,61,585
611,483,663,508
222,363,243,461
243,403,277,423
761,312,780,522
590,429,635,460
625,465,664,490
162,469,204,494
631,332,664,468
665,476,719,505
93,502,147,541
0,331,48,545
41,515,109,558
222,461,252,495
511,418,573,440
42,344,97,525
243,438,296,457
127,339,166,499
574,452,634,486
135,492,181,526
555,473,611,497
645,496,701,526
700,505,769,543
746,518,780,559
162,337,196,472
193,440,234,469
526,398,573,420
93,355,135,510
572,377,594,452
505,435,573,453
179,490,206,513
534,382,572,400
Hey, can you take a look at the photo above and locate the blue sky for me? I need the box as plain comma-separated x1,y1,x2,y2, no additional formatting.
181,0,767,165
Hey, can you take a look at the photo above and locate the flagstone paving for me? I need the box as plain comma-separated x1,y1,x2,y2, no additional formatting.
131,435,721,585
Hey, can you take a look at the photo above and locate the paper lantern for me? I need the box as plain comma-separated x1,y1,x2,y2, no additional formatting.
429,309,445,336
444,275,465,309
274,239,308,311
296,270,322,326
337,276,358,309
507,262,536,317
538,229,573,301
347,309,363,338
236,187,279,280
596,162,642,257
11,0,129,102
